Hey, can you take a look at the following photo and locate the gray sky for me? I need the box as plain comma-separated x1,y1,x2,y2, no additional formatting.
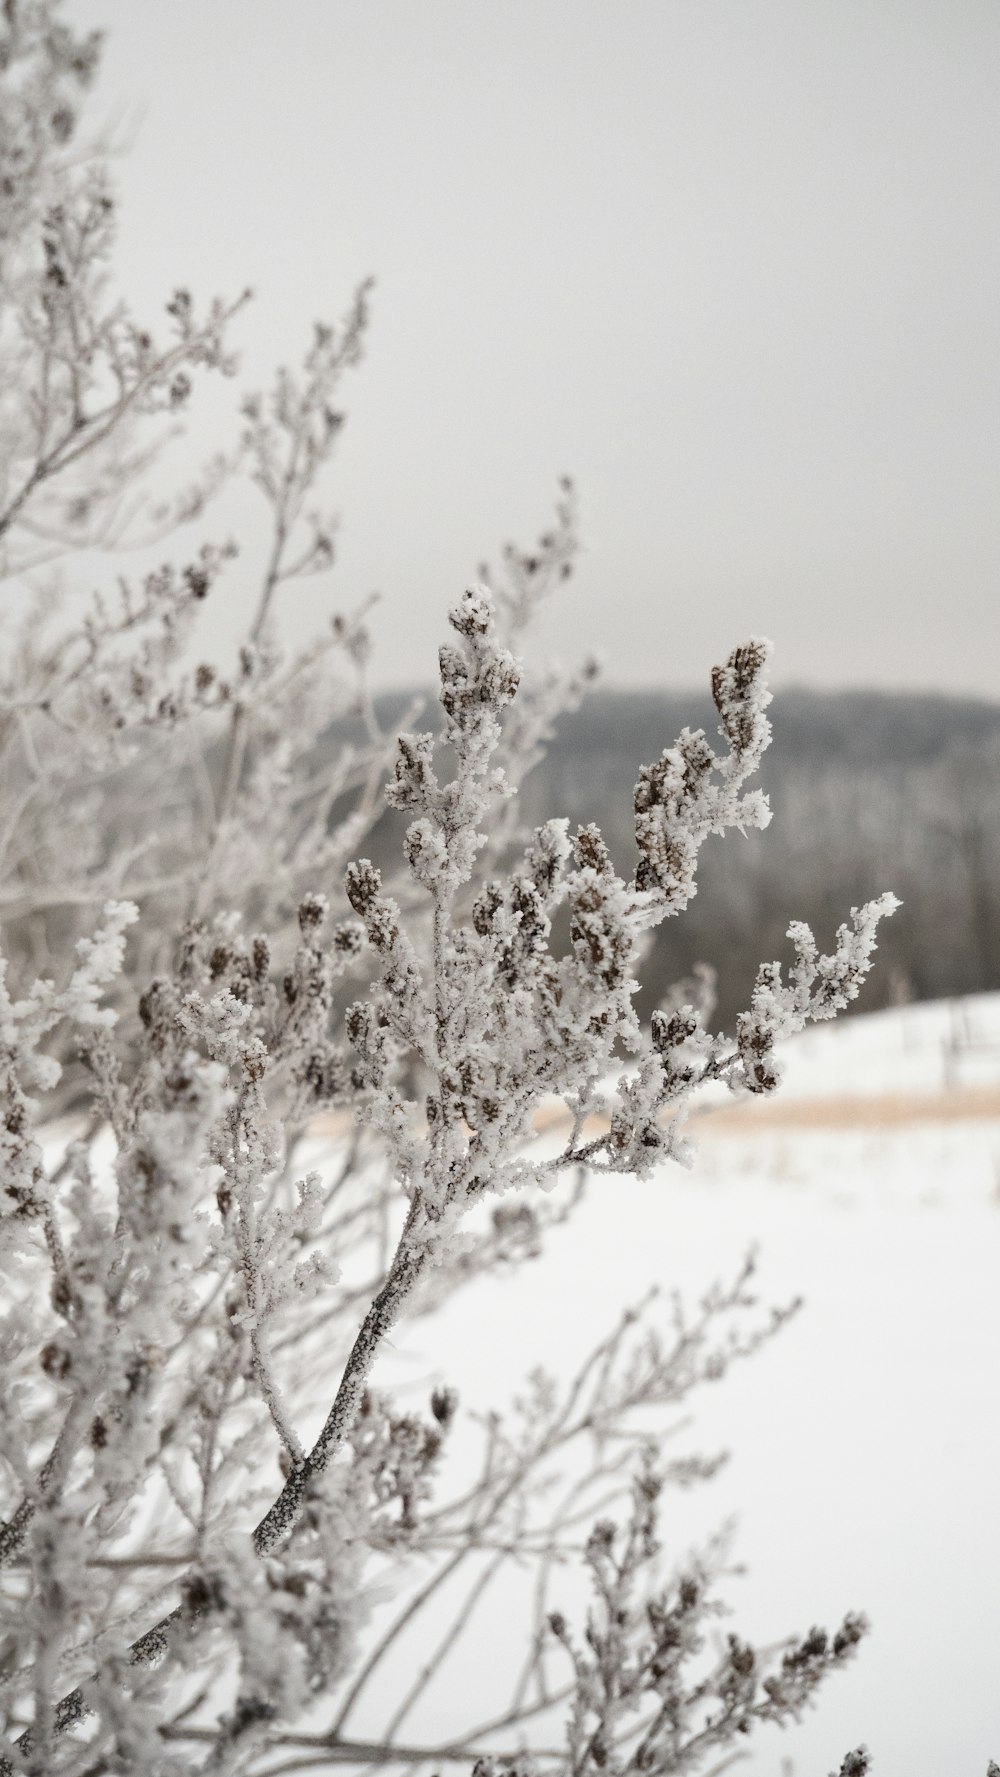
68,0,998,694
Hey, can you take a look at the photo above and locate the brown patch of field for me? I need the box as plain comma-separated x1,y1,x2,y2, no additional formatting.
313,1081,1000,1147
525,1083,1000,1139
692,1081,1000,1135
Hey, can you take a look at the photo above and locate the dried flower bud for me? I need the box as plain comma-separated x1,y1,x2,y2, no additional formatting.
298,893,328,934
430,1387,458,1426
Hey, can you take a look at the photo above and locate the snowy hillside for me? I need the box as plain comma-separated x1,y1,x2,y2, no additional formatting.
745,990,1000,1105
361,994,1000,1776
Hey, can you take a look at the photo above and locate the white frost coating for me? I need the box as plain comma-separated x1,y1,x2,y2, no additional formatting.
0,590,897,1769
345,596,898,1252
0,11,895,1761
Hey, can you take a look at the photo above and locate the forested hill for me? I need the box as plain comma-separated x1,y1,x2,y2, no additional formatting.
373,685,1000,1025
539,685,1000,775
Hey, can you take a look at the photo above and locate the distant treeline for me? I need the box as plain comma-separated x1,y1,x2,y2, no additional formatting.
369,684,1000,1026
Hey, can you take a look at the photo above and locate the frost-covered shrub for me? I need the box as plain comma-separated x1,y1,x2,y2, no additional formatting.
0,8,911,1775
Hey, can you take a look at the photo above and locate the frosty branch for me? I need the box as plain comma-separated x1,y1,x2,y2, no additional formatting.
0,8,914,1776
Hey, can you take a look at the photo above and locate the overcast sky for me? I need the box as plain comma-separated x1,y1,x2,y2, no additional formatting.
66,0,998,695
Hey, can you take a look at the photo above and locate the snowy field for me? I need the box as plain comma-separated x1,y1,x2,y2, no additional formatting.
366,994,1000,1776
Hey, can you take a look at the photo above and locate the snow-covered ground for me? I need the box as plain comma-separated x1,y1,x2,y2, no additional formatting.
379,995,1000,1776
741,989,1000,1105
